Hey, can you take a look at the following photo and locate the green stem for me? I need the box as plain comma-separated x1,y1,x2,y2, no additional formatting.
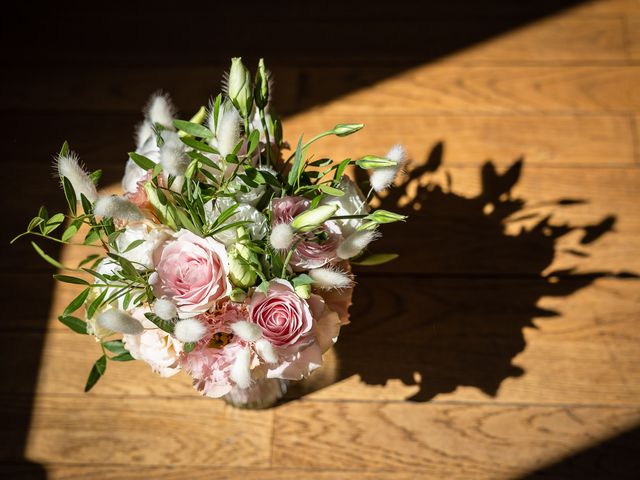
259,108,272,168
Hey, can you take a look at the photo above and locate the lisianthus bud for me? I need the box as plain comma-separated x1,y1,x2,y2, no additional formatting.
333,123,364,137
355,155,397,169
294,283,311,299
230,288,247,303
227,57,253,118
254,58,269,109
291,205,339,233
228,233,259,289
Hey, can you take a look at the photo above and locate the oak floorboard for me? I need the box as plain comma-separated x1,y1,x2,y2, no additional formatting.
18,395,273,467
272,401,640,477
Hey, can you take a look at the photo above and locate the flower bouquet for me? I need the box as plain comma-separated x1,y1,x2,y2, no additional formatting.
14,58,407,408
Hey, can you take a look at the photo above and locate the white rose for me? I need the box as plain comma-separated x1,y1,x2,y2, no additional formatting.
123,308,183,378
115,223,171,269
205,197,267,246
321,176,369,236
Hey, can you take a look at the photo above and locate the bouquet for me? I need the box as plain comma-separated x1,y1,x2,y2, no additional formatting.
14,58,407,408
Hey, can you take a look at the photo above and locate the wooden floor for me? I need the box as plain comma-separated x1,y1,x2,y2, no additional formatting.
1,1,640,478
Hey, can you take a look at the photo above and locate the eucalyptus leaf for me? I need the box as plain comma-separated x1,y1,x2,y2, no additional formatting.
128,152,156,170
58,315,88,335
64,288,90,316
53,274,90,286
173,119,214,139
144,312,175,334
84,355,107,392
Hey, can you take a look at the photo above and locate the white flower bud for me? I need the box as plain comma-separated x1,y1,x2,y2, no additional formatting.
337,230,379,259
173,318,207,343
145,92,175,129
231,321,262,342
270,223,294,250
227,57,253,118
308,267,353,290
94,196,144,222
55,152,98,203
96,309,144,335
369,144,406,193
256,338,278,363
154,298,177,321
230,347,252,388
159,132,189,177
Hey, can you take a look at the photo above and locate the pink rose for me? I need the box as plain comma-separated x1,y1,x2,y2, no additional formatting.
249,279,314,348
153,229,231,313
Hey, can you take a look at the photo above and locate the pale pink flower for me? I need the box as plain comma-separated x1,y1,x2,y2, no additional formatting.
249,279,314,349
290,221,342,271
152,230,231,314
271,196,309,224
123,307,183,377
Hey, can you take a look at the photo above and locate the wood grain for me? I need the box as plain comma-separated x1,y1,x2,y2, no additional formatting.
3,1,640,478
20,395,273,467
299,66,640,115
272,401,640,477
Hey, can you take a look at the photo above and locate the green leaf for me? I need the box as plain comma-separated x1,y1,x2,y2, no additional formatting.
53,274,90,286
89,169,102,185
61,224,78,242
31,241,64,269
173,119,214,139
64,288,90,316
110,352,135,362
128,152,156,170
180,136,219,154
58,315,88,334
122,239,145,253
59,140,70,157
319,184,345,197
308,158,333,167
287,135,304,187
102,340,127,355
107,253,139,278
183,342,196,354
292,274,314,288
80,194,93,214
84,355,107,392
246,129,260,156
334,158,351,182
257,280,269,294
351,253,399,266
43,213,65,235
78,254,101,269
144,312,175,334
86,288,107,319
62,176,77,216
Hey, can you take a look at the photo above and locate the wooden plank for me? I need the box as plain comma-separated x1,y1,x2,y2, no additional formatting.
627,16,640,61
19,395,272,467
12,277,638,405
272,401,640,477
284,114,636,166
443,16,627,64
298,66,640,115
2,465,457,480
